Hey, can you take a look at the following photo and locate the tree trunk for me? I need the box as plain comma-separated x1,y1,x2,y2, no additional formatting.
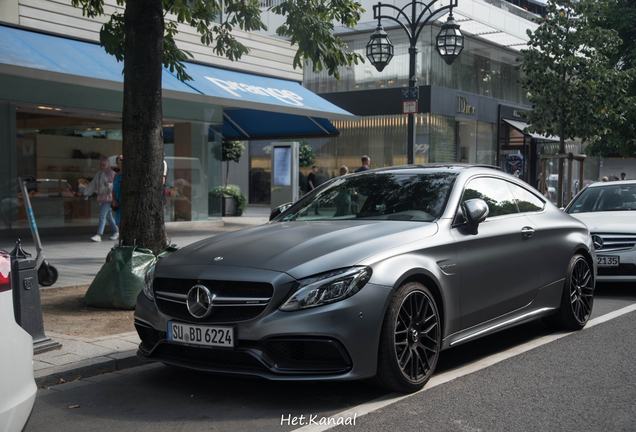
120,0,166,254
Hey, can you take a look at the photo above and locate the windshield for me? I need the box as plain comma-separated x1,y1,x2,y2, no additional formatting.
567,184,636,214
278,171,458,222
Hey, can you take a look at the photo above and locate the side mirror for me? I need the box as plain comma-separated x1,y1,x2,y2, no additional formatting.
461,199,489,235
269,202,292,221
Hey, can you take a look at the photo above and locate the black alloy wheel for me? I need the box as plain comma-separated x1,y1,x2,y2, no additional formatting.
568,255,594,325
374,282,441,393
544,254,594,330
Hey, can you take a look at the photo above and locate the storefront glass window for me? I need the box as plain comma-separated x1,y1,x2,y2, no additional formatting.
304,27,529,106
249,141,272,205
457,119,476,163
476,121,497,165
430,114,456,162
1,105,221,230
0,102,15,231
246,114,499,205
247,116,412,203
429,27,529,105
163,123,222,221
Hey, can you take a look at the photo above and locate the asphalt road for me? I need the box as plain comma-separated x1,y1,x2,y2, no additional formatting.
25,283,636,432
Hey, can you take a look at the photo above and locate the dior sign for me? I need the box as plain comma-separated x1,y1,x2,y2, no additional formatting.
457,96,475,115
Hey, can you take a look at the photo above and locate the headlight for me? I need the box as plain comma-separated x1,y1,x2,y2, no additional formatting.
143,265,155,300
279,267,372,311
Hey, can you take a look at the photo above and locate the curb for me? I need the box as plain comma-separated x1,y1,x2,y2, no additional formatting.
34,350,144,388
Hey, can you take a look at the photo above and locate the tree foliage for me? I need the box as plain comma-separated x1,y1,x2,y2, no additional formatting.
71,0,364,252
73,0,364,82
212,140,244,186
517,0,635,204
595,0,636,71
299,142,316,168
214,140,245,164
518,0,632,144
584,0,636,157
271,0,363,79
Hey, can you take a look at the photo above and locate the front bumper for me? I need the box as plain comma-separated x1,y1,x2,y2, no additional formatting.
596,251,636,283
134,281,393,381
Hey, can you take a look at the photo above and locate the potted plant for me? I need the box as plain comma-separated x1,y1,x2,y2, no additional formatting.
210,184,247,216
210,140,247,216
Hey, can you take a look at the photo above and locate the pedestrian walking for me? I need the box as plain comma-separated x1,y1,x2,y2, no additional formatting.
83,156,119,242
307,166,319,193
307,166,323,215
355,155,371,173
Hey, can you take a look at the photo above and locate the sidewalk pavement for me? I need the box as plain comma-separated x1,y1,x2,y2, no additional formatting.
2,206,271,388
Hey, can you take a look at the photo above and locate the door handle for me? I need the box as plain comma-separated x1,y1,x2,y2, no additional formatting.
521,226,535,238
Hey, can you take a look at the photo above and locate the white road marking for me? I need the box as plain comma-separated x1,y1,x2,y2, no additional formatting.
293,303,636,432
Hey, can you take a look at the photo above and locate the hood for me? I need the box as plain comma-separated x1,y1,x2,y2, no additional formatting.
161,220,438,278
568,211,636,234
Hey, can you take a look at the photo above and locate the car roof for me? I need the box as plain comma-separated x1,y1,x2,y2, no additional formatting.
361,163,501,175
586,179,636,188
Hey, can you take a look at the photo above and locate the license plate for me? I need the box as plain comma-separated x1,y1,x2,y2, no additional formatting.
167,322,234,348
597,256,619,267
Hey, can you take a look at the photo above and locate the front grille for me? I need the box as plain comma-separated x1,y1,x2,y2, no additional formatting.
153,278,274,323
154,278,273,297
598,263,636,276
146,339,352,375
135,322,167,351
152,343,267,370
265,340,349,363
594,234,636,252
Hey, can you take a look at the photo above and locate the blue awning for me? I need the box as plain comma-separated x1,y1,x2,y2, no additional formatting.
0,25,356,140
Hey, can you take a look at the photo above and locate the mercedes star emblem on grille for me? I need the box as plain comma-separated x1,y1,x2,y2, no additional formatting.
592,235,604,250
186,285,214,318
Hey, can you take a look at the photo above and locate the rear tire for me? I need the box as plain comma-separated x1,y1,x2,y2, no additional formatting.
372,282,441,393
543,254,594,330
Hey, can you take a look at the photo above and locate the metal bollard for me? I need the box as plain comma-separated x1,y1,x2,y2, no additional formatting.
10,239,61,354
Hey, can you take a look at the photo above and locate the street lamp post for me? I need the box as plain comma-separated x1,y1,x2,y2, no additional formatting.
366,1,464,164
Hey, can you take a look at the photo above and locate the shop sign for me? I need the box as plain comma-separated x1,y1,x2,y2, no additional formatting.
402,87,419,114
204,77,305,106
457,96,475,115
403,100,418,114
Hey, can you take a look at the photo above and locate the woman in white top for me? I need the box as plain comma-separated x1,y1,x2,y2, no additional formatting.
83,157,119,242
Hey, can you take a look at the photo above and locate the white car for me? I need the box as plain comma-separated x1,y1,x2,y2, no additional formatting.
566,180,636,283
0,249,37,431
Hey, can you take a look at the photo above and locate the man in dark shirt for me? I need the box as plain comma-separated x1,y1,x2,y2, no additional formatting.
355,155,371,173
307,166,319,193
307,166,321,215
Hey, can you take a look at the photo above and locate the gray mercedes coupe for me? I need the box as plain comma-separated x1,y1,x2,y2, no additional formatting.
134,164,596,393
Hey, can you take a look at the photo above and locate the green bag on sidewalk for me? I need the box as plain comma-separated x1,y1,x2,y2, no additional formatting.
85,245,177,310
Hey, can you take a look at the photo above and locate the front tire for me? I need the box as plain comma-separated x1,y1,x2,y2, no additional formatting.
373,282,441,393
544,254,594,330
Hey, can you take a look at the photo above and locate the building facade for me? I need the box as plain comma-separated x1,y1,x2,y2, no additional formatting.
244,0,599,205
0,0,353,234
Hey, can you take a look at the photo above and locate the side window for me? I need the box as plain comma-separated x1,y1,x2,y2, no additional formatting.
507,182,545,213
461,177,519,218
